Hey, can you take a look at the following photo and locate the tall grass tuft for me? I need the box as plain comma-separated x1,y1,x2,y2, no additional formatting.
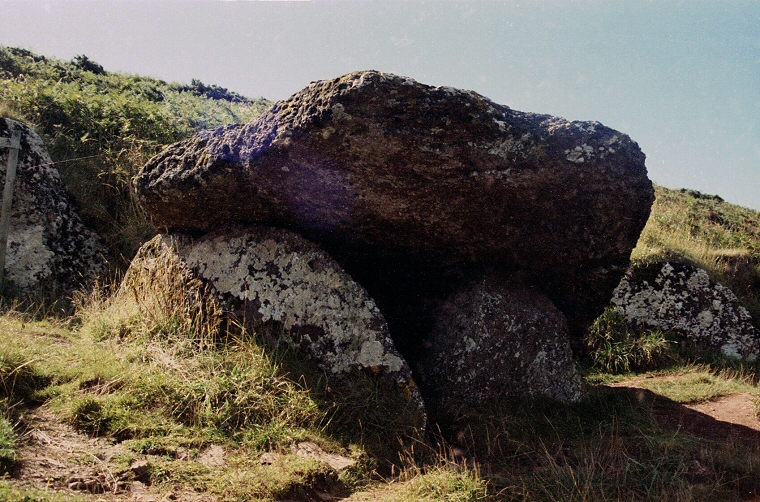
0,408,16,474
0,349,44,474
77,237,222,352
585,307,674,374
396,441,489,502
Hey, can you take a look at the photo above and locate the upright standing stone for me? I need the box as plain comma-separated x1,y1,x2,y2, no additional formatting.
419,276,583,411
0,118,106,297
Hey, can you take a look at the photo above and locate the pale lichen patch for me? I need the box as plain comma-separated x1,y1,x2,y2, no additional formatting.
5,224,55,288
566,149,585,164
179,228,411,378
330,103,353,122
612,261,760,360
1,118,106,296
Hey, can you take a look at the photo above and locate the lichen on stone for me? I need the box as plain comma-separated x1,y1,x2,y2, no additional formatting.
181,230,406,374
420,278,583,411
612,261,760,360
125,228,426,428
0,118,106,298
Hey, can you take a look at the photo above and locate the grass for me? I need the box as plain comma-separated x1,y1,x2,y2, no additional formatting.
441,389,760,501
0,306,356,500
0,260,434,500
0,414,15,473
1,254,759,501
604,366,760,404
585,307,675,374
11,295,760,502
0,101,28,122
348,465,488,502
0,481,91,502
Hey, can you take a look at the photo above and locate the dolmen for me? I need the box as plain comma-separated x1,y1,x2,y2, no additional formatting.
131,71,654,419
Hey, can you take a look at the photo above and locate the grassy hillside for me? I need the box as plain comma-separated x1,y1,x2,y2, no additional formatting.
0,46,271,267
2,295,760,501
633,186,760,327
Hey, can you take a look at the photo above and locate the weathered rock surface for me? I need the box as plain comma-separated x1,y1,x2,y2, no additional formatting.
124,226,425,427
0,119,106,297
419,277,583,410
134,70,654,343
612,261,760,360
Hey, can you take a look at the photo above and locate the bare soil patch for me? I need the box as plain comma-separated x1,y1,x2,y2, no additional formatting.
687,393,760,432
609,377,760,444
10,406,146,501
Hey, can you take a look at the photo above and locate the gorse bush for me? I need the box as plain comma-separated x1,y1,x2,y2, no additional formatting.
0,46,271,268
585,307,674,374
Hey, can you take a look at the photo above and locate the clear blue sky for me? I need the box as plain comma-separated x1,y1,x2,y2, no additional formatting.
2,0,758,210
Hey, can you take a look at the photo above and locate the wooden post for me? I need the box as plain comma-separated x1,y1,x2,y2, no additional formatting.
0,129,21,282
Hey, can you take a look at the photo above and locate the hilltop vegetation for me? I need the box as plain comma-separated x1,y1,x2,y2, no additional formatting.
0,46,271,267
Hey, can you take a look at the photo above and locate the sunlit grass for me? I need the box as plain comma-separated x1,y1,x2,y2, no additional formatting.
615,367,759,404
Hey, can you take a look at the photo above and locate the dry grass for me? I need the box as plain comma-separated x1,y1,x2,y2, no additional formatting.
0,101,29,122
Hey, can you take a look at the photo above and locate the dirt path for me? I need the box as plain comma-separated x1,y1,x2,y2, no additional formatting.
608,379,760,443
687,393,760,431
7,405,348,501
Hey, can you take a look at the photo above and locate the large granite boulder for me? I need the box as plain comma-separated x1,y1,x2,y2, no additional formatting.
134,71,654,344
123,226,426,428
611,261,760,360
419,276,582,411
0,119,106,297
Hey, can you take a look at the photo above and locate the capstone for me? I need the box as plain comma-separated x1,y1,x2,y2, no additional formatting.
134,70,654,346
